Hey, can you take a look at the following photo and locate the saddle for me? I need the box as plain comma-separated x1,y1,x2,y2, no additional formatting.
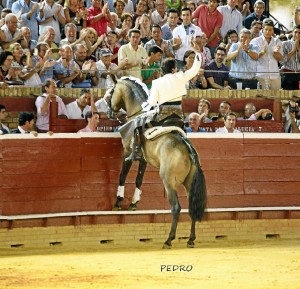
144,126,186,140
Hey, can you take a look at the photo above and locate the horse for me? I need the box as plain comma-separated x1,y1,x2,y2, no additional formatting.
108,77,207,248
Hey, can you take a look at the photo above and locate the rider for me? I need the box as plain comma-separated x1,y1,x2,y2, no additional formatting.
126,41,203,161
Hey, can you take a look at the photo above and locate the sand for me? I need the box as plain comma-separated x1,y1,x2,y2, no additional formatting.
0,239,299,289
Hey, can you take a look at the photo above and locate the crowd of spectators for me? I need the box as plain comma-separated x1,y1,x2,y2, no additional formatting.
0,0,299,134
0,0,298,90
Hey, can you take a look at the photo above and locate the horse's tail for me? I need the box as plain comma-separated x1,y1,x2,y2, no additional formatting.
180,135,207,221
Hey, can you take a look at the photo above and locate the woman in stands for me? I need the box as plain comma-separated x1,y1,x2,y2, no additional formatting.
0,51,12,87
118,13,133,46
137,13,152,45
8,42,24,66
182,50,207,89
0,50,22,85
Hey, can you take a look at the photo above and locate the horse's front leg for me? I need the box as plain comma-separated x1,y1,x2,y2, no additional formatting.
163,192,181,249
112,158,133,211
128,160,147,211
187,220,196,248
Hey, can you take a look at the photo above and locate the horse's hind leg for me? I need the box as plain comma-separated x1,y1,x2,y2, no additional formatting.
163,186,181,249
128,160,147,211
187,220,196,248
112,159,133,210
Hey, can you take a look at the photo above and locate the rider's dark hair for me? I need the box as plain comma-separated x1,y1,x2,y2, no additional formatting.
161,57,176,75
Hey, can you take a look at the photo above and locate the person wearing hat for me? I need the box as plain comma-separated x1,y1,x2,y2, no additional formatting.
96,48,127,89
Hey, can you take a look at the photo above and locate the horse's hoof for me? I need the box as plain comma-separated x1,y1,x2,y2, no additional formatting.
162,242,172,249
112,206,122,211
128,203,137,211
187,241,194,248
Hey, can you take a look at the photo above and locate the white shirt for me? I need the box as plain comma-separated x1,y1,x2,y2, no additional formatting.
95,97,126,114
172,23,202,61
0,123,10,134
66,101,91,119
95,98,109,113
96,60,120,89
215,126,241,133
22,68,42,87
123,0,134,14
146,52,202,108
1,25,21,42
250,35,283,79
18,125,27,134
151,10,167,25
38,2,65,44
217,5,243,38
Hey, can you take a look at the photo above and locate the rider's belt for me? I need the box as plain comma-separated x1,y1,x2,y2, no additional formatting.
161,101,182,106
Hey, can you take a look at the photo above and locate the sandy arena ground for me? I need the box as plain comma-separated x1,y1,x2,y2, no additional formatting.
0,239,299,289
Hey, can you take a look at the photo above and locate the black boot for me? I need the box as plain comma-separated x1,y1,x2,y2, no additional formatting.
125,145,144,161
125,127,144,161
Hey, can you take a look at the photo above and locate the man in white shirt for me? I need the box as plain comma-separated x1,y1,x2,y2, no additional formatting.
250,19,283,90
38,0,66,44
96,48,127,89
151,0,167,26
172,7,202,69
126,40,203,161
0,13,24,48
215,112,241,133
217,0,243,39
66,89,97,119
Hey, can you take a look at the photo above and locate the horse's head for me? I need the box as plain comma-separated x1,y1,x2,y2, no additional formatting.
106,84,123,119
108,78,149,120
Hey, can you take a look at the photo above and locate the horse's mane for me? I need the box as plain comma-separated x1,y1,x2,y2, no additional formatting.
119,77,149,104
107,77,149,116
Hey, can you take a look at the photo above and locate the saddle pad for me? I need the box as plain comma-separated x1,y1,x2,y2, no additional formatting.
144,126,186,140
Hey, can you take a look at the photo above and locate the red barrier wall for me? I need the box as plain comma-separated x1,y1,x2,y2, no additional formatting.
1,133,300,219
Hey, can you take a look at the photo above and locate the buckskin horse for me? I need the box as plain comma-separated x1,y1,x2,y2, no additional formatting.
108,77,207,248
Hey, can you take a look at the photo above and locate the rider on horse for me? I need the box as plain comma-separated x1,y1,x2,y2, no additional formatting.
126,42,202,161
